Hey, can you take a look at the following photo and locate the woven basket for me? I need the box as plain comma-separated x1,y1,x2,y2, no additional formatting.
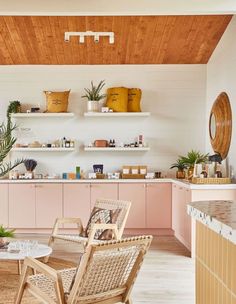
191,177,231,184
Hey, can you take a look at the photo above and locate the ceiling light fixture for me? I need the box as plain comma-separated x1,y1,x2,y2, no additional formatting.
64,31,115,44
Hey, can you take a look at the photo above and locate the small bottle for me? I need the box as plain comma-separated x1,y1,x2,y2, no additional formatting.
109,140,113,147
112,139,116,147
61,137,66,147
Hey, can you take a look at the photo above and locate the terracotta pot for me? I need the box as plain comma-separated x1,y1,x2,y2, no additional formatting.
176,170,186,179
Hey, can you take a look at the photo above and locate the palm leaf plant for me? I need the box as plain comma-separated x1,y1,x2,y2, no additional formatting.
7,101,21,132
0,123,24,177
82,80,106,101
170,159,187,179
180,150,209,168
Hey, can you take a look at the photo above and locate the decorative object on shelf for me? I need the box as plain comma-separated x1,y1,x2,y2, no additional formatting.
209,92,232,160
24,159,37,179
0,123,24,178
121,165,147,179
44,90,70,113
82,80,106,112
180,150,209,181
128,88,142,112
170,159,187,179
93,164,104,174
101,107,109,113
0,225,15,248
30,107,40,113
191,177,231,184
94,140,108,147
106,87,128,112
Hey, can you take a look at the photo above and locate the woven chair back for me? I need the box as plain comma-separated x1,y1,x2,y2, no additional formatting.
68,236,152,304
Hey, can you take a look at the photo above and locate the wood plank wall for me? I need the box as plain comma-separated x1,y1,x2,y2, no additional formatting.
196,221,236,304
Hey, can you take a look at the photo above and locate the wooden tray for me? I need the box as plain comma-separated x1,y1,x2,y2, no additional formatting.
121,174,146,179
191,177,231,184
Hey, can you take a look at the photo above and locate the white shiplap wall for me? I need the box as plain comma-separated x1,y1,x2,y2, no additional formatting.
0,65,206,176
206,16,236,172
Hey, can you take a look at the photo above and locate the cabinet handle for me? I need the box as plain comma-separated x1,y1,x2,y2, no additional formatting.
179,187,183,190
35,185,43,188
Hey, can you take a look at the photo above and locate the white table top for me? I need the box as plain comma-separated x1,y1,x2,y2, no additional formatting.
0,243,52,260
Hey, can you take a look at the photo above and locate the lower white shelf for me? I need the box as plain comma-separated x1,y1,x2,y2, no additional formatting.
84,147,150,152
12,147,75,152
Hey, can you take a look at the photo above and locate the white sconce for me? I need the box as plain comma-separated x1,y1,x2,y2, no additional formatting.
64,31,115,44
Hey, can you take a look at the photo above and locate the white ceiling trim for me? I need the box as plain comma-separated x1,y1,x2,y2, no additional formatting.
0,0,235,16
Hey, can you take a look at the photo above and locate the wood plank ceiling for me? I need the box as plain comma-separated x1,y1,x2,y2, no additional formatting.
0,15,232,65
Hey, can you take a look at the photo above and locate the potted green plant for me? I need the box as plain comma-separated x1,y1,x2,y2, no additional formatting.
0,122,24,178
180,150,209,180
82,80,106,112
0,225,15,247
170,159,187,179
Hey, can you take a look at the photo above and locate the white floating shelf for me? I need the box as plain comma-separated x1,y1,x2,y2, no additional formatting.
84,112,150,117
84,147,150,152
12,147,75,152
11,113,74,118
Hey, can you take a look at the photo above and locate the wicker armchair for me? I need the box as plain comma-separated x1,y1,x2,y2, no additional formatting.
15,235,152,304
45,198,131,262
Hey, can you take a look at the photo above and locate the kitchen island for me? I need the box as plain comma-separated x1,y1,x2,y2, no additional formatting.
188,200,236,304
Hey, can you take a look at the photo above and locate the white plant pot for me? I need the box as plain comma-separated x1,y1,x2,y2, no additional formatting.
87,100,99,112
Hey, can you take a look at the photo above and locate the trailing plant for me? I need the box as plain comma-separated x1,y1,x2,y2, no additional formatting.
82,80,106,101
170,159,187,171
7,101,21,132
0,225,15,238
0,123,24,177
180,150,209,168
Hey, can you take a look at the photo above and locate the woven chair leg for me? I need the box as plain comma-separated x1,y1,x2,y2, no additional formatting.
44,236,54,263
125,299,133,304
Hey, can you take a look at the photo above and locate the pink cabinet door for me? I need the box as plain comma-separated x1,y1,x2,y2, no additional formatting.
90,183,118,209
184,188,192,248
9,184,36,228
0,184,8,227
172,184,179,232
64,183,91,227
178,186,186,239
119,183,146,228
35,184,63,228
146,183,172,228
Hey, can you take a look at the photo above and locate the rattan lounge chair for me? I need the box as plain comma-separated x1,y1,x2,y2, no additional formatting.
15,235,152,304
45,198,131,262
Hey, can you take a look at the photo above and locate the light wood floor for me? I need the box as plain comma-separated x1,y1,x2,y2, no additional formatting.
18,234,195,304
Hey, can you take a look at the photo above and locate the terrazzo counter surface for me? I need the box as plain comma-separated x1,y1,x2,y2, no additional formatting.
188,200,236,244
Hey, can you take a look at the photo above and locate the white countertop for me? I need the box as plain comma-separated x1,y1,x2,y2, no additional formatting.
0,177,235,190
188,200,236,245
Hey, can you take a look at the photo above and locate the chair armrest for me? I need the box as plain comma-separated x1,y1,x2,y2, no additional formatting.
87,223,119,245
52,217,83,236
23,257,58,280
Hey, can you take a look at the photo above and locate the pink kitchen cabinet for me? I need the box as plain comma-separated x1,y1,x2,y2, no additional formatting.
64,183,91,227
9,184,36,228
119,183,146,228
172,184,192,251
35,184,63,228
0,184,9,227
90,183,118,209
146,183,172,228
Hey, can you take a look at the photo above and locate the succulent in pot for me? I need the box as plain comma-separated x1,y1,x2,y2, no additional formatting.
0,225,15,247
170,159,187,179
82,80,106,112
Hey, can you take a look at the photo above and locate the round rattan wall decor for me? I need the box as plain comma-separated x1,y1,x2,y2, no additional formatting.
209,92,232,159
